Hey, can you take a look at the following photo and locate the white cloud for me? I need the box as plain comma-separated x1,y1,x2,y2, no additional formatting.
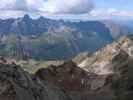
40,0,94,14
0,0,15,10
89,9,133,19
0,0,94,14
0,0,133,20
0,0,44,11
0,11,25,19
0,0,94,19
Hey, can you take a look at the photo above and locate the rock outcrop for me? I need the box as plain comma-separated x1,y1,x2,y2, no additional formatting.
0,61,70,100
35,61,116,100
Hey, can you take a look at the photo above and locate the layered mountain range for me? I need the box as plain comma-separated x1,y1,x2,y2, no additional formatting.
1,15,132,60
0,35,133,100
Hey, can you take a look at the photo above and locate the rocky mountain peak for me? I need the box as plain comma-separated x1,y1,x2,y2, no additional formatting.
73,35,133,75
22,14,31,21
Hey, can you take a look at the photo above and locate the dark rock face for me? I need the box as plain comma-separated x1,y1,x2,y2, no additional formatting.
35,61,115,100
0,62,70,100
36,61,93,91
111,53,133,100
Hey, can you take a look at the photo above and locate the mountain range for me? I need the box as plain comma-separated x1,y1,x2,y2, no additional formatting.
0,15,132,60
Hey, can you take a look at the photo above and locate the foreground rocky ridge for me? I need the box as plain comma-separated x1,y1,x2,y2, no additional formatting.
0,59,114,100
0,36,133,100
0,61,71,100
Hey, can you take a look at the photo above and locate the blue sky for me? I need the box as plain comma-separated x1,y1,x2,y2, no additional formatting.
94,0,133,10
0,0,133,20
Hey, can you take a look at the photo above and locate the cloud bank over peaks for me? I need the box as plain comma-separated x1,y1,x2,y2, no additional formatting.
0,0,132,20
0,0,94,14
